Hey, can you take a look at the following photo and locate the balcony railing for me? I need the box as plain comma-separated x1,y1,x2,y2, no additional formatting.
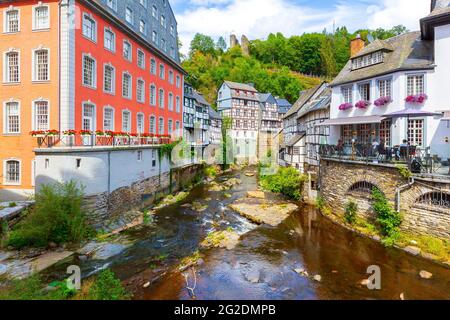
34,133,173,149
319,144,450,178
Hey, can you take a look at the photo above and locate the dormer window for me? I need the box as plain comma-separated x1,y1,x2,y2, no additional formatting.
352,51,384,70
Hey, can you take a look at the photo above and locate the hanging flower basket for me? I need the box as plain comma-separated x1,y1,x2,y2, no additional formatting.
46,130,60,136
63,130,76,136
339,103,353,111
355,100,371,109
374,96,392,107
405,93,428,104
30,130,47,137
80,130,93,136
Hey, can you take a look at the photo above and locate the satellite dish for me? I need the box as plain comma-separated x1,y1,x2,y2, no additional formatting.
368,34,375,43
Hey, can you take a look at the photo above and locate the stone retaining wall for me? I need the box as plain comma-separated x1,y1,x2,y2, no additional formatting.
319,159,450,239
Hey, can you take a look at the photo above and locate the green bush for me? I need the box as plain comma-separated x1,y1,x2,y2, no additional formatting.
372,188,402,243
0,276,74,300
315,196,326,210
260,167,306,200
344,200,358,224
204,165,219,178
88,269,129,300
7,181,92,249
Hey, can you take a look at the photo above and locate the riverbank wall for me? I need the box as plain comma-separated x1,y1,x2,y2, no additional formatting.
319,158,450,240
34,146,203,229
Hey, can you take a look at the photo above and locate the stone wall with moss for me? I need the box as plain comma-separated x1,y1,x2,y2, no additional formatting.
319,159,450,239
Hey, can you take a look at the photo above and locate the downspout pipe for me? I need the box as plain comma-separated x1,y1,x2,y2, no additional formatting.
396,177,415,212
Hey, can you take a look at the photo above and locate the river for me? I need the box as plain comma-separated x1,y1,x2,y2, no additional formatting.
42,169,450,300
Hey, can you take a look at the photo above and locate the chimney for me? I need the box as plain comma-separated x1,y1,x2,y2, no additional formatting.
350,34,365,57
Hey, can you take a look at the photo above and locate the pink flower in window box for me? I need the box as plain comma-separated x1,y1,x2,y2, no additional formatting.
355,100,371,109
374,96,392,107
339,102,353,111
405,93,428,104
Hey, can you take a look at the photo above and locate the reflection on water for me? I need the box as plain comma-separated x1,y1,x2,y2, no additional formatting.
43,169,450,300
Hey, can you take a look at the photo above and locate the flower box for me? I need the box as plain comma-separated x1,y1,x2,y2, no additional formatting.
374,96,392,107
95,130,106,136
355,100,371,109
63,130,76,136
338,103,353,111
46,130,60,136
30,130,47,137
80,130,93,136
405,93,428,104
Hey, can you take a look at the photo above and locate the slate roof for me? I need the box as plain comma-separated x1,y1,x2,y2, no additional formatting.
224,81,258,92
193,91,210,106
296,88,331,119
209,107,222,120
352,39,394,58
283,83,325,119
331,32,434,87
286,133,305,147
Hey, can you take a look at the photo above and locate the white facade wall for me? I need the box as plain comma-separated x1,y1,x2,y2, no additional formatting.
35,147,170,196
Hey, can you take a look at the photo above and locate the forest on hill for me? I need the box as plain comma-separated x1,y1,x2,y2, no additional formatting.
181,25,408,106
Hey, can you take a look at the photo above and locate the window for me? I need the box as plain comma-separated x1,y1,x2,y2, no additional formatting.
150,59,156,74
407,75,425,96
137,50,145,69
158,117,164,134
170,25,175,36
357,124,371,144
103,107,114,131
33,5,49,30
125,7,133,25
169,70,174,84
123,40,132,61
352,51,384,70
137,79,145,103
5,160,20,184
159,89,165,108
408,119,424,146
122,72,132,99
152,31,158,44
378,79,392,98
104,28,115,52
150,115,156,133
82,14,96,41
176,75,181,88
82,54,96,88
4,51,20,83
4,102,20,134
152,5,158,18
4,9,19,33
139,0,147,8
150,84,156,105
341,125,353,145
358,83,370,101
176,96,180,113
137,151,143,161
151,149,157,167
168,119,173,135
160,38,166,52
122,111,131,132
106,0,117,10
139,20,146,35
170,47,175,58
341,86,353,104
137,113,144,133
82,103,95,131
159,64,165,79
103,64,115,94
33,100,49,131
379,119,391,146
33,49,49,81
160,15,166,28
168,93,174,111
175,121,180,134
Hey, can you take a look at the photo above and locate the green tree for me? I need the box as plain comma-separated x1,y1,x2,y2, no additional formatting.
216,36,227,52
189,33,216,56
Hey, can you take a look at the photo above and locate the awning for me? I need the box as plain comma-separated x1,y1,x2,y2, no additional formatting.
316,116,387,126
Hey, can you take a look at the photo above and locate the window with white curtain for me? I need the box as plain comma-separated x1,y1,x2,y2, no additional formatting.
122,72,132,99
158,117,164,134
34,49,49,81
104,64,115,94
5,160,20,184
103,107,114,131
33,5,49,30
82,14,96,41
4,51,20,83
150,116,156,133
122,111,131,132
5,9,19,33
34,100,49,131
159,89,165,108
137,113,144,133
4,102,20,134
137,79,145,103
104,28,115,52
82,103,95,131
150,84,156,106
82,54,96,87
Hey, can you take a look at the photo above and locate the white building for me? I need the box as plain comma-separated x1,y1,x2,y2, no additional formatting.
323,1,450,167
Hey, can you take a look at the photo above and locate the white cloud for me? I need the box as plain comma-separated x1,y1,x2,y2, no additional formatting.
175,0,431,56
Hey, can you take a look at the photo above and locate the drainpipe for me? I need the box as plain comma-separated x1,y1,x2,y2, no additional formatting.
396,177,415,212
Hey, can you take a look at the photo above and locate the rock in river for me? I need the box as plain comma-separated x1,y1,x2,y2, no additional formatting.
229,200,298,227
419,270,433,279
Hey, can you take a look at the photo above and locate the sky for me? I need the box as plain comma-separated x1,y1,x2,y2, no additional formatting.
169,0,431,56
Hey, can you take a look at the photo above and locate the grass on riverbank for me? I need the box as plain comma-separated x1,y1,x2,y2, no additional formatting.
0,269,129,300
259,166,306,200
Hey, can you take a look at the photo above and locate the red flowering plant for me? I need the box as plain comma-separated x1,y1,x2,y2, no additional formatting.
104,131,115,137
63,130,76,136
80,130,93,136
46,130,60,136
355,100,371,109
95,130,106,136
129,133,139,137
29,130,47,137
374,96,392,107
338,103,353,111
405,93,428,104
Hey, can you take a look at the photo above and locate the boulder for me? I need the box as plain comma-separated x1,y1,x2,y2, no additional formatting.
246,191,265,199
419,270,433,279
313,275,322,282
404,246,421,256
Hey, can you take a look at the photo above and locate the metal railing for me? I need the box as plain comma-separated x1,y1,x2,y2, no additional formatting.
319,143,450,177
35,134,172,149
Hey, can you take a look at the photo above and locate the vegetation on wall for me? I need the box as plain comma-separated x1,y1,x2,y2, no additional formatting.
6,181,92,249
372,188,402,245
344,200,358,224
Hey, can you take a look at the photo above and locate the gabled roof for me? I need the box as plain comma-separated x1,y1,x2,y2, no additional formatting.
193,91,210,106
331,32,434,87
208,106,222,119
223,81,258,92
351,39,394,59
286,133,305,147
283,82,326,119
276,98,292,108
296,87,331,119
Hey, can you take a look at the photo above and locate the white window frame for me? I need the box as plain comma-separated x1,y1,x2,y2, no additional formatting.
150,84,157,106
123,40,132,62
176,96,180,113
104,27,116,52
122,72,132,99
137,112,145,134
168,92,174,111
149,115,156,134
32,47,50,82
158,116,164,134
3,158,21,186
159,64,165,79
31,98,50,131
159,88,165,109
106,0,117,11
125,7,134,25
406,74,425,96
377,77,392,98
150,58,156,74
358,82,371,101
82,53,97,89
137,49,145,69
103,63,115,95
103,105,115,131
82,101,96,131
139,20,146,35
32,3,50,30
3,49,20,83
3,100,21,134
137,78,145,103
3,6,20,33
122,110,131,133
341,86,353,104
82,12,97,42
